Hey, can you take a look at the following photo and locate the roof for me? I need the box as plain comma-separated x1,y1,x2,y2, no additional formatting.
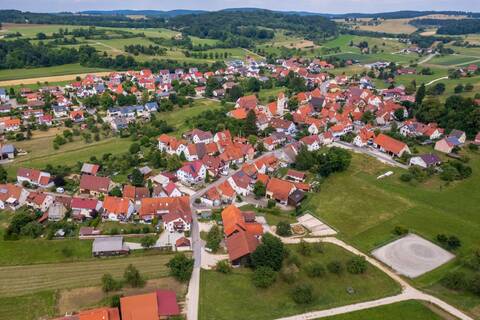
120,292,158,320
71,197,98,210
156,290,180,316
225,229,259,262
79,307,120,320
81,163,100,175
286,169,305,180
103,196,131,214
373,134,408,155
418,154,442,166
221,205,246,237
80,175,111,193
92,236,126,253
267,178,296,202
139,196,191,218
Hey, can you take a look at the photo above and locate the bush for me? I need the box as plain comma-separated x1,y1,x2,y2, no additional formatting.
102,273,122,293
109,294,123,308
216,260,232,274
291,283,314,304
285,253,302,268
267,199,276,208
252,266,277,288
463,249,480,271
346,256,368,274
298,240,312,256
251,233,285,271
393,226,409,236
167,253,194,282
276,221,292,237
280,265,298,284
304,262,326,278
313,242,324,254
437,234,461,250
441,271,467,291
140,235,157,248
206,225,222,252
123,264,145,288
400,173,413,182
469,274,480,295
327,261,343,275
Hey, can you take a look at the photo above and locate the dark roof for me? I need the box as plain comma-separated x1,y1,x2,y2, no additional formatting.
419,154,442,166
288,189,305,205
156,290,180,316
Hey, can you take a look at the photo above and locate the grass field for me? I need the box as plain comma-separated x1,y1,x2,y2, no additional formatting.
0,252,173,298
0,290,57,320
349,18,418,35
321,300,444,320
0,63,112,82
199,243,400,320
301,150,480,317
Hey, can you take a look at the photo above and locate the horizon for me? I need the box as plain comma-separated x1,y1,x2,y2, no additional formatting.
1,0,480,15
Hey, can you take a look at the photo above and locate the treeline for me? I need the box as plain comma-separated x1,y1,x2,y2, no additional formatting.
165,10,337,47
124,44,167,56
410,19,480,35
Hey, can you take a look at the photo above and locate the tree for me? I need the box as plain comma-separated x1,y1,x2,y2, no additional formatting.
298,240,312,256
129,143,140,154
216,260,232,274
0,165,7,183
109,186,122,197
140,235,157,248
346,256,368,274
253,181,266,198
276,221,292,237
102,273,122,292
441,271,467,291
206,225,222,252
131,169,144,187
123,264,145,288
394,108,405,121
415,84,426,105
244,110,258,136
252,266,277,288
167,253,194,282
291,283,314,304
251,233,285,271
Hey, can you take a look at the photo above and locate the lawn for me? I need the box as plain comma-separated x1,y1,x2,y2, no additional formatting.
428,54,480,67
199,243,400,320
0,63,112,81
321,300,443,320
239,204,297,226
301,151,480,316
0,252,173,298
0,290,57,320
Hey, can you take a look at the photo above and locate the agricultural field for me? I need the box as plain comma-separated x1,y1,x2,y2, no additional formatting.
199,243,400,320
347,18,418,35
0,291,57,320
301,150,480,317
321,300,444,320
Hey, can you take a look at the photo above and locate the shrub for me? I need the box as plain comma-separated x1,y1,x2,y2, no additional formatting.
206,225,223,252
313,242,324,253
346,256,368,274
285,253,302,268
267,199,276,208
140,235,157,248
280,265,298,284
252,266,277,288
469,273,480,295
400,173,413,182
251,233,285,271
441,271,467,291
291,283,314,304
216,260,232,274
102,273,122,293
123,264,145,288
393,226,409,236
298,240,312,256
304,262,326,278
276,221,292,237
327,261,343,275
109,294,123,308
167,253,194,282
463,249,480,271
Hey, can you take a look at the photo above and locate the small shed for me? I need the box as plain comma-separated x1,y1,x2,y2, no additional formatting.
92,236,129,257
288,190,305,207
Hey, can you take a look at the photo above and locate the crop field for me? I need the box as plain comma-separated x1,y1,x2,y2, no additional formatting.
0,290,57,320
348,18,418,35
0,253,173,298
427,54,480,67
199,243,400,320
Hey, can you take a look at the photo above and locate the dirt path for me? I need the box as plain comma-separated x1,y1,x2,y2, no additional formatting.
425,76,449,86
0,71,113,87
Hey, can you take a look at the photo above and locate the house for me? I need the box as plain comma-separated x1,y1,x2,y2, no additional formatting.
163,208,192,232
138,196,191,222
286,169,306,182
202,155,229,177
81,163,100,176
79,226,101,237
17,168,53,188
156,290,181,317
71,197,101,219
52,105,68,118
225,229,259,265
157,134,187,156
409,154,442,169
77,307,120,320
269,118,297,135
123,185,150,202
0,144,16,159
353,127,375,147
373,134,411,158
227,171,252,196
266,178,297,205
79,175,112,196
0,184,28,210
155,182,182,198
176,161,207,185
175,237,191,251
70,110,85,122
200,187,222,207
186,129,213,144
120,290,180,320
300,135,321,151
235,95,258,110
48,202,67,221
435,137,461,154
92,236,129,257
102,196,135,221
448,130,466,144
25,191,54,212
221,205,263,237
288,189,306,207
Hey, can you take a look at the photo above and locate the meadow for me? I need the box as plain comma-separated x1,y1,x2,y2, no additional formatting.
199,243,400,320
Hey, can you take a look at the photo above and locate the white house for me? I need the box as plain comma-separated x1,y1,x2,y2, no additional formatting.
176,161,207,185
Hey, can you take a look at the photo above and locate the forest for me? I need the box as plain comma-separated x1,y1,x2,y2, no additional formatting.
410,18,480,35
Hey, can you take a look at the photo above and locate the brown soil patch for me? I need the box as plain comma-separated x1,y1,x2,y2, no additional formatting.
0,72,112,87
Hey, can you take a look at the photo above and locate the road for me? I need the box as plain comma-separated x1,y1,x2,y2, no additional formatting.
332,141,408,169
425,76,449,86
418,53,437,65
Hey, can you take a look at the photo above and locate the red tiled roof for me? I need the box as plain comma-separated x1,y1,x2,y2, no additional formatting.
79,307,120,320
156,290,180,316
373,133,408,155
225,229,259,262
267,178,295,202
79,175,111,193
120,293,158,320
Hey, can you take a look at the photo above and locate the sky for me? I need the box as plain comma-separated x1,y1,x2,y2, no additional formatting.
1,0,479,14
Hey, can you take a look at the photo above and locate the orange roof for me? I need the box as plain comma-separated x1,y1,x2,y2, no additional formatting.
5,118,21,126
218,180,236,198
267,102,277,115
245,222,264,236
231,108,248,120
139,196,191,218
221,205,246,237
79,307,120,320
120,292,158,320
103,196,130,214
225,229,259,262
267,178,295,202
257,173,270,185
373,133,408,155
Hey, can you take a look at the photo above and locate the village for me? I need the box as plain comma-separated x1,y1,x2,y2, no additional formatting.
0,54,479,320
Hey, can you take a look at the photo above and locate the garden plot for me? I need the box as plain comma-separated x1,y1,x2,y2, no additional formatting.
297,213,337,236
372,234,454,278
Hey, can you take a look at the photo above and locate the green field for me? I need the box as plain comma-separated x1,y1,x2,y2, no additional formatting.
301,151,480,317
0,63,112,81
199,243,400,320
0,291,57,320
321,300,443,320
428,54,480,67
0,252,172,297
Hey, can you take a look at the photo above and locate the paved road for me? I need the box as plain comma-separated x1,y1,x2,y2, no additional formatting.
425,76,449,86
418,53,438,65
332,141,408,169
